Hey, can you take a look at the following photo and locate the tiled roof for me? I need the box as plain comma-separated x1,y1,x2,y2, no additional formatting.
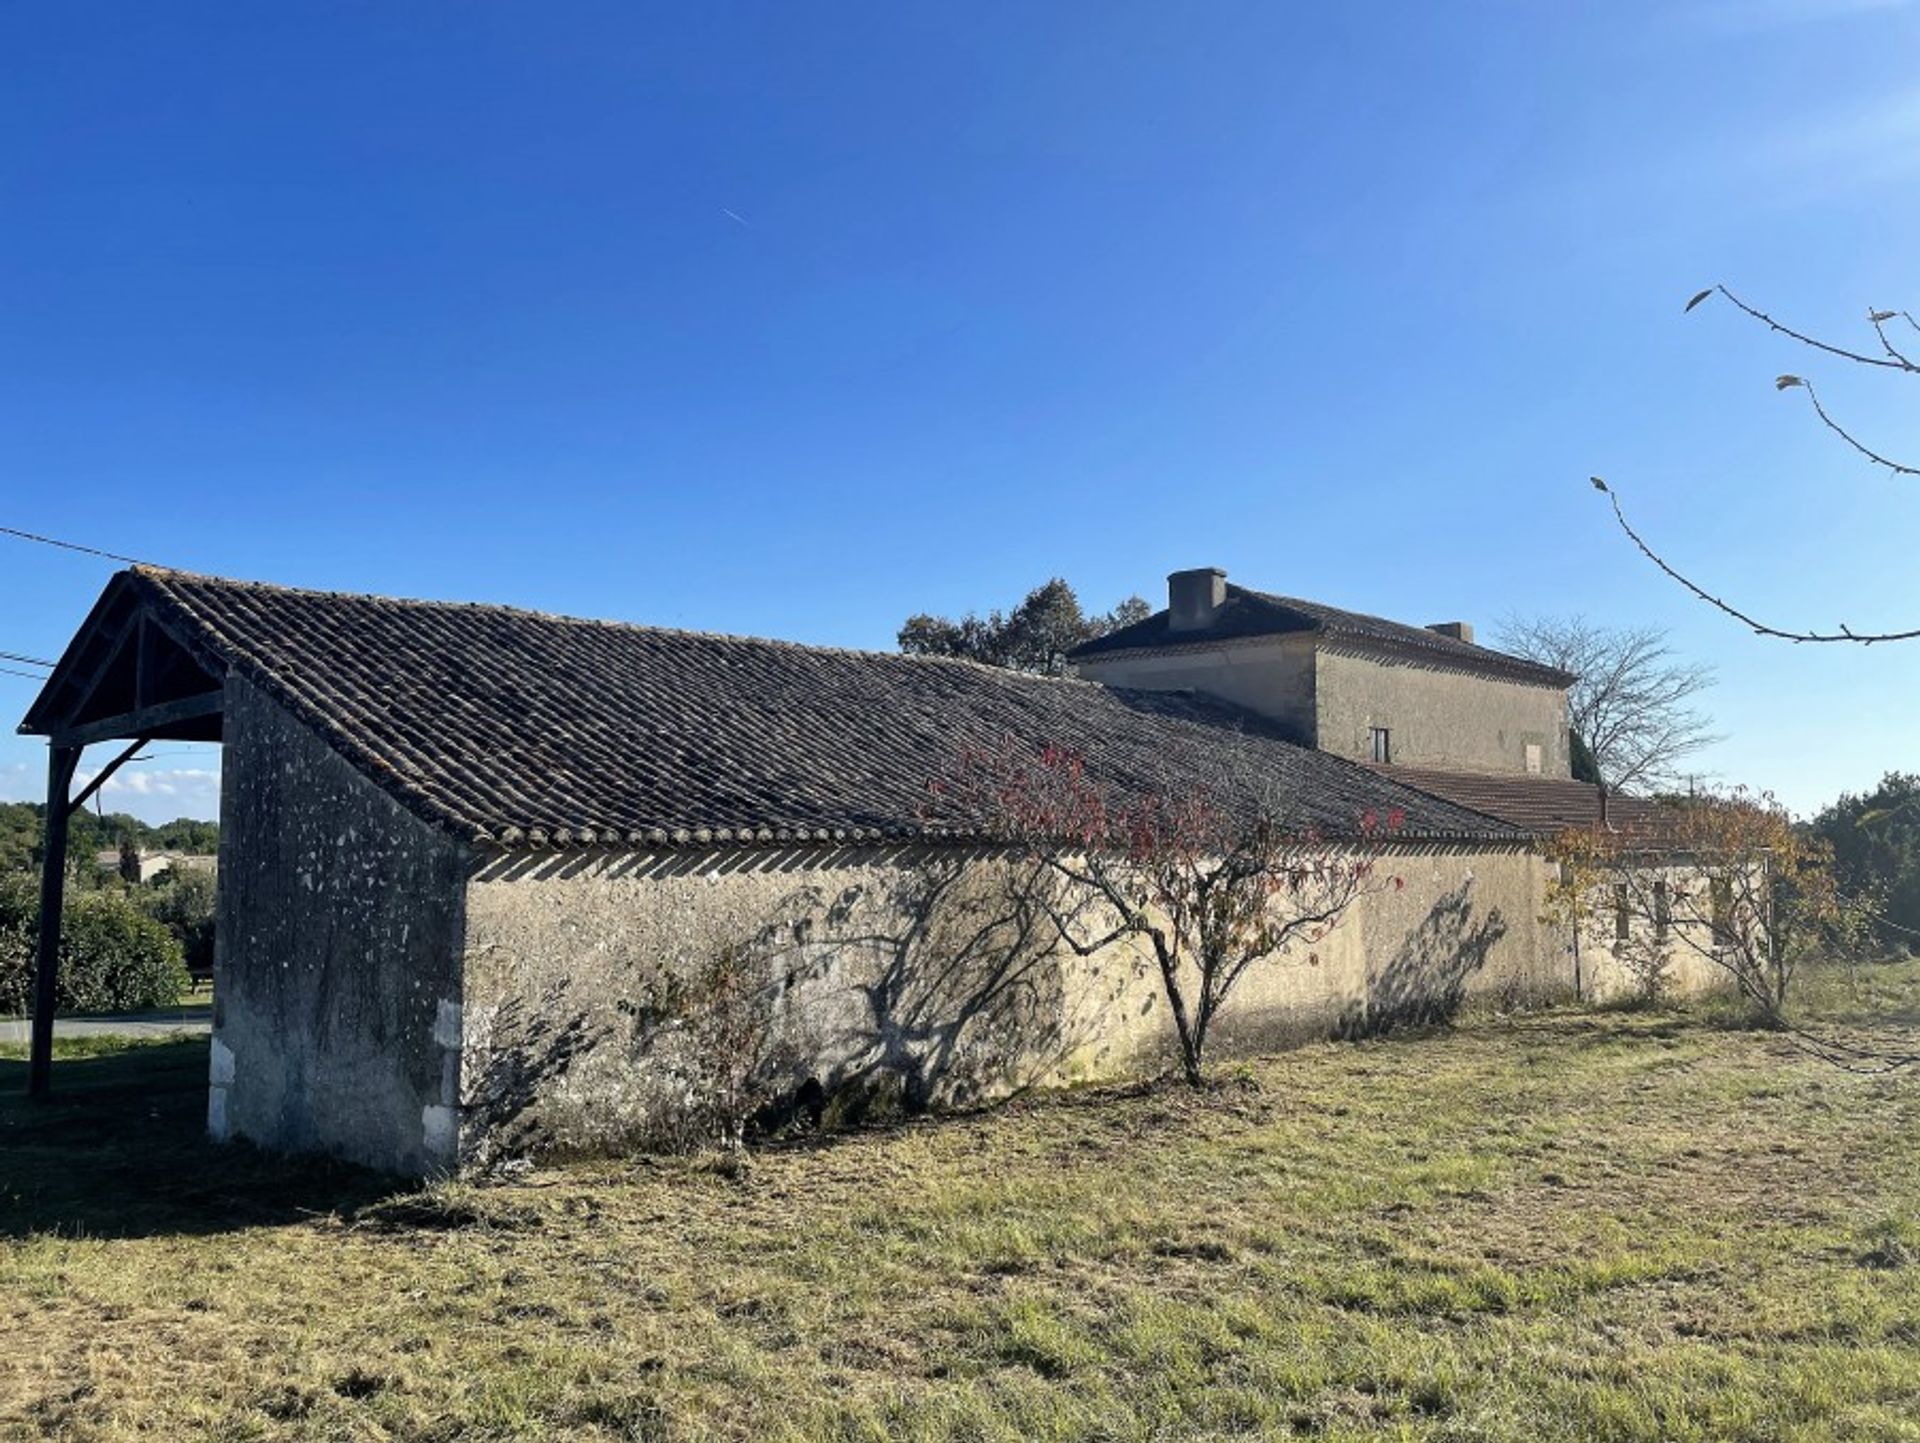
28,569,1531,851
1363,764,1680,842
1069,583,1575,687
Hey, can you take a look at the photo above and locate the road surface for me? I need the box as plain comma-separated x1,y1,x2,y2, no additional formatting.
0,1006,211,1043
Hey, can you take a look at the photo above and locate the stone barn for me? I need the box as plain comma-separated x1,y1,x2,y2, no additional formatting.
20,567,1718,1176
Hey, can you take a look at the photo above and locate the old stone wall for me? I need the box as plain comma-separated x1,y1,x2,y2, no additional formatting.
457,842,1578,1165
1314,647,1571,778
210,676,468,1176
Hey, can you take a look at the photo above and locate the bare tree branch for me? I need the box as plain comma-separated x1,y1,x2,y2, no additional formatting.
1608,287,1920,643
1701,285,1915,372
1593,478,1920,645
1776,375,1920,479
1868,310,1920,370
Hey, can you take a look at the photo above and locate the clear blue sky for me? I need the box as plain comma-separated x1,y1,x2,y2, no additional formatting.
3,1,1916,822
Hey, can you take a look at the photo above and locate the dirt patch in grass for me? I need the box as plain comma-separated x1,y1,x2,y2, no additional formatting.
4,962,1919,1440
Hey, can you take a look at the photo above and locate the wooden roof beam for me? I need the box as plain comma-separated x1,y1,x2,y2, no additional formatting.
47,691,224,749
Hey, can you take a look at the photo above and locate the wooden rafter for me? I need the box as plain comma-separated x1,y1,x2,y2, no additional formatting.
48,692,223,749
65,738,150,819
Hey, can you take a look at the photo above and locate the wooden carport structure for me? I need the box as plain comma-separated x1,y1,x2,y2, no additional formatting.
16,574,226,1096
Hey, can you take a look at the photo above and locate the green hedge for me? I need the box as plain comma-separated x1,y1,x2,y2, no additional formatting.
0,873,190,1015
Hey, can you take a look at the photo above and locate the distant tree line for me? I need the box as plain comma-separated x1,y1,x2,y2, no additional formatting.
899,578,1151,675
0,800,218,876
1813,773,1920,957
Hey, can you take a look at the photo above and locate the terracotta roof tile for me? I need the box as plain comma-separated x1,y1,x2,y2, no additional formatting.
1364,764,1680,842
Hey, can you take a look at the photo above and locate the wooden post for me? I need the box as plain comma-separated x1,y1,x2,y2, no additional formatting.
28,745,81,1098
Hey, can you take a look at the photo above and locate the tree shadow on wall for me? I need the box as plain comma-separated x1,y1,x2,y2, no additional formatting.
764,854,1102,1125
460,857,1107,1156
461,986,603,1167
1337,882,1508,1039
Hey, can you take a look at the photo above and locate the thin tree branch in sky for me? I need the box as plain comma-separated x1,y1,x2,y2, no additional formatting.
1775,375,1920,478
1591,477,1920,645
1699,285,1915,372
1868,310,1920,369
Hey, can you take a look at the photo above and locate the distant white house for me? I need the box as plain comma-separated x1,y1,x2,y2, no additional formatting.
95,849,218,885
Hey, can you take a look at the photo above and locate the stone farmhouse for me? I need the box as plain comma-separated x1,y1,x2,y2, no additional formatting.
19,566,1723,1176
94,848,218,884
1072,568,1573,778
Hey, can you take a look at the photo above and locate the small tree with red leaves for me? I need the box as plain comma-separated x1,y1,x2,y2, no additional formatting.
933,741,1400,1086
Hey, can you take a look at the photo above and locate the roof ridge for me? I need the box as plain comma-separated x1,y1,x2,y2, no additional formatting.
1234,583,1548,661
1073,578,1576,684
130,566,1118,689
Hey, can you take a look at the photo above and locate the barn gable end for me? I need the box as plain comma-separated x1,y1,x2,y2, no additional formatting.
212,674,469,1176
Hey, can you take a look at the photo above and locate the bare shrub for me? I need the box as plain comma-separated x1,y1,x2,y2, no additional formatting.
627,935,821,1153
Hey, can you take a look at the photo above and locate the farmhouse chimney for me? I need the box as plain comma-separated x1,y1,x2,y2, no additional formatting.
1168,568,1227,632
1426,621,1474,645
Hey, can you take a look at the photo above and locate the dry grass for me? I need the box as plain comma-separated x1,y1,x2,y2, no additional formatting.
4,963,1920,1442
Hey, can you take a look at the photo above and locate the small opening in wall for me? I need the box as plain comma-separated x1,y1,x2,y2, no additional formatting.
1614,883,1630,942
1369,727,1391,764
1710,877,1735,949
1525,742,1543,775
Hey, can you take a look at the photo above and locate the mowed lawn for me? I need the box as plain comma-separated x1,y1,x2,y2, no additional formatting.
4,967,1920,1443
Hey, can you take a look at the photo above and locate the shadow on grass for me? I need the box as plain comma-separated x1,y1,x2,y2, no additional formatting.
0,1039,401,1241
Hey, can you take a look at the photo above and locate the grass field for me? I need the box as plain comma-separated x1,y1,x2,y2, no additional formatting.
3,965,1919,1442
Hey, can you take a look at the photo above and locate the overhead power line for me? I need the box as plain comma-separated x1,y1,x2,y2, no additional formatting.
0,525,151,691
0,523,150,567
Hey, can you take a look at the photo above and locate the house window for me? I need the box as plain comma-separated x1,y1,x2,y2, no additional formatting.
1525,742,1543,775
1369,727,1391,764
1614,883,1630,942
